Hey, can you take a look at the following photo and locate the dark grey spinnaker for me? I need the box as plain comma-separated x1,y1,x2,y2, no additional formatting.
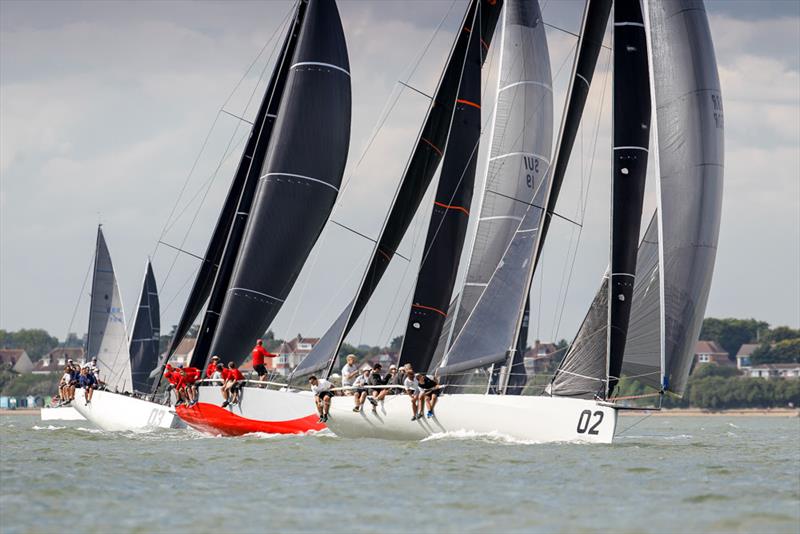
291,0,504,380
86,226,131,392
649,0,724,395
129,260,160,393
209,0,352,364
187,2,307,370
397,5,484,373
168,3,305,367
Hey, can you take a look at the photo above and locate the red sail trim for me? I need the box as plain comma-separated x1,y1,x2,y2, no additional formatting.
176,403,325,436
412,303,448,317
434,201,470,215
456,98,481,109
377,248,392,261
421,137,444,157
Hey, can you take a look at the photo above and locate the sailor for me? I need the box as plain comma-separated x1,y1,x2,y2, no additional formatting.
164,364,185,406
210,363,224,386
251,339,275,382
68,364,79,403
352,367,376,413
221,362,244,408
308,375,334,423
205,355,220,379
416,372,442,418
88,357,101,387
182,366,200,406
369,363,390,405
78,366,97,405
58,366,72,406
403,368,423,420
340,354,359,395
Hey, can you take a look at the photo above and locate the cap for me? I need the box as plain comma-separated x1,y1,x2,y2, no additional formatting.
211,355,220,360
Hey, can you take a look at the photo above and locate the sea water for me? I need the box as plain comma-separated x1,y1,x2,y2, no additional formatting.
1,414,798,533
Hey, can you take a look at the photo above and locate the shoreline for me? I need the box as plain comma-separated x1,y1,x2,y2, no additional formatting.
620,408,799,417
0,408,41,415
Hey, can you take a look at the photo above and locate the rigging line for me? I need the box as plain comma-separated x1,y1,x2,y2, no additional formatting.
61,246,95,350
614,412,653,437
331,0,458,214
156,241,205,262
328,220,411,262
552,47,612,343
398,81,433,100
151,6,293,260
220,109,254,125
483,189,583,227
542,21,611,51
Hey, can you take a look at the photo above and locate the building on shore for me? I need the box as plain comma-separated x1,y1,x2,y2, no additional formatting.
745,363,800,379
735,343,760,370
692,341,733,372
524,340,561,375
33,347,85,374
0,349,34,374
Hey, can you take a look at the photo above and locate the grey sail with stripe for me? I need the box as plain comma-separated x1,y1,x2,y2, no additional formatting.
209,0,352,364
649,0,724,395
445,0,553,360
86,226,131,392
129,260,160,393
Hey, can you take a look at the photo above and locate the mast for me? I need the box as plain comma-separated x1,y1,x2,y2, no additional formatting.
396,4,484,373
167,1,304,367
208,0,352,364
187,1,307,370
606,0,651,397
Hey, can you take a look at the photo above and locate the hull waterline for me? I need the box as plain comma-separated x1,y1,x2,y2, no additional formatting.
40,406,85,421
325,394,618,443
70,390,184,431
176,385,326,436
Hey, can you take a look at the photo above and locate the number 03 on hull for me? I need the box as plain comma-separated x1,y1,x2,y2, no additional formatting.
325,395,617,444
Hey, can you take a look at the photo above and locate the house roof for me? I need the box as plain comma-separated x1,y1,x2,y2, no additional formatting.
44,347,85,360
736,343,760,357
694,340,729,356
0,349,27,365
172,337,197,356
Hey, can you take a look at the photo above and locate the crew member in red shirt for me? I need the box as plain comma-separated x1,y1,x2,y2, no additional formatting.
221,361,245,408
164,365,186,406
183,366,201,406
251,340,275,382
205,355,220,378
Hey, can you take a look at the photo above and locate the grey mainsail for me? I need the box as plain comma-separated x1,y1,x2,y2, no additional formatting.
129,260,160,393
86,226,131,392
209,0,352,364
648,0,724,395
446,0,553,357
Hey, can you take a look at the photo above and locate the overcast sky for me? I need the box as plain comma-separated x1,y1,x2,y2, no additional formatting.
1,0,798,350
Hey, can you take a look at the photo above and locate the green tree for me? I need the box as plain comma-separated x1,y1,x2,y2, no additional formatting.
389,335,403,351
765,326,800,343
0,329,59,359
700,318,769,357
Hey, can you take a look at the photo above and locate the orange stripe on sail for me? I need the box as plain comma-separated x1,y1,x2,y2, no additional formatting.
421,137,443,157
481,39,489,50
412,303,447,318
434,201,469,216
377,247,392,261
463,26,471,33
456,98,480,109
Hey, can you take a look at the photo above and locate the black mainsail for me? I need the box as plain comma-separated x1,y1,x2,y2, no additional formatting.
168,3,304,365
209,0,352,364
187,2,307,369
607,0,651,396
292,0,504,379
129,260,160,392
397,6,484,373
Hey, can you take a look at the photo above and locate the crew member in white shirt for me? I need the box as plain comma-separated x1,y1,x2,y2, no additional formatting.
340,354,359,395
309,375,334,423
403,368,423,421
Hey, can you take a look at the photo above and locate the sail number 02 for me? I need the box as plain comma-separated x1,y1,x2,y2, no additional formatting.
576,409,604,435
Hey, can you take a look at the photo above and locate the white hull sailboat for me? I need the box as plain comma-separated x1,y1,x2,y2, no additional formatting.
40,406,85,421
71,390,184,431
326,394,616,443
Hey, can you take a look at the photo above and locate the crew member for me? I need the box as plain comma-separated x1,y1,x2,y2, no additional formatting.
251,339,275,382
369,363,390,405
340,354,359,395
352,367,376,412
403,368,422,420
206,356,220,379
416,372,442,418
222,362,244,408
78,366,97,405
308,375,334,423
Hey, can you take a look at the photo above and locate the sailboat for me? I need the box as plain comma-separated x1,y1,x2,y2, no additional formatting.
169,0,353,435
323,0,724,443
71,228,183,430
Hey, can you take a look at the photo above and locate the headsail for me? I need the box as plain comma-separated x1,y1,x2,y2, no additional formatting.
436,0,554,384
209,0,352,364
397,5,484,373
291,0,504,380
129,260,160,393
648,0,724,395
86,226,131,392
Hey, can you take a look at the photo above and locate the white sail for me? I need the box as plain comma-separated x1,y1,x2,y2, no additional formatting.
86,226,131,392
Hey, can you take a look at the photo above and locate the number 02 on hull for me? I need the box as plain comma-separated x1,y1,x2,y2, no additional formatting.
325,394,617,443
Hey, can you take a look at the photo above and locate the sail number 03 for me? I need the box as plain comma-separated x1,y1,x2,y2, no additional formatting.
576,409,604,435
